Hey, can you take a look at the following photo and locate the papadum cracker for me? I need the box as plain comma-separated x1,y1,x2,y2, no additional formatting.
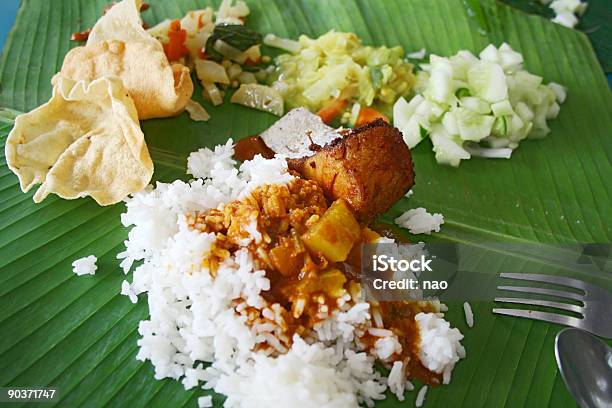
87,0,152,45
5,76,153,205
55,0,193,119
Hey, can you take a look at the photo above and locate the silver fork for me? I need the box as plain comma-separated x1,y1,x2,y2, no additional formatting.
493,273,612,339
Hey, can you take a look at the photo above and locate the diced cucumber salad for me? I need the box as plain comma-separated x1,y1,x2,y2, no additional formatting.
393,43,566,166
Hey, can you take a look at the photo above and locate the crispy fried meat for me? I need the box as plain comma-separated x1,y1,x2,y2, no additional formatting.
288,119,414,223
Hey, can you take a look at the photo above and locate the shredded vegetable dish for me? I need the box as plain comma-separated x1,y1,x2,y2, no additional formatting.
267,31,416,125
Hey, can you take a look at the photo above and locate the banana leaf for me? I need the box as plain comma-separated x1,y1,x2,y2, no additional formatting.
500,0,612,72
1,0,611,407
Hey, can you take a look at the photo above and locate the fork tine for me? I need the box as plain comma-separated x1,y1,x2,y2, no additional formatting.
492,308,584,328
500,273,587,291
494,297,583,314
497,285,584,301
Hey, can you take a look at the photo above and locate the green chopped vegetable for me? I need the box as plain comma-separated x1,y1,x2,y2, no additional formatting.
456,108,495,141
370,66,384,89
455,88,471,98
467,61,508,103
491,100,513,117
393,43,565,166
491,116,508,137
205,24,263,60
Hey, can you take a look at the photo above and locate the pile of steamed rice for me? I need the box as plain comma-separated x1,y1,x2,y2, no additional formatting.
117,141,465,407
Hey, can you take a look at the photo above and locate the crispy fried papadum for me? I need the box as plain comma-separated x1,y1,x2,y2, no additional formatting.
5,76,153,205
55,0,193,119
87,0,152,45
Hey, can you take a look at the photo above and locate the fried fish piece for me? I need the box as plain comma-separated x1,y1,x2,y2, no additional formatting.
288,119,414,223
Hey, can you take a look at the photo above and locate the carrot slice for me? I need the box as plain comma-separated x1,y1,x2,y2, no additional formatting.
355,107,388,127
244,56,262,66
163,20,189,62
317,99,348,124
170,19,181,31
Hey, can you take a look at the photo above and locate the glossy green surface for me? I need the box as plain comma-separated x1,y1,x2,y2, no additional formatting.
1,0,611,406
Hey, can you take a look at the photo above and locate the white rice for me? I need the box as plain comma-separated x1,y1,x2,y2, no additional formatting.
72,255,97,276
387,361,406,401
197,395,213,408
394,208,444,235
373,335,402,361
117,141,465,406
415,313,465,385
367,328,393,337
407,48,427,60
415,385,428,407
187,139,236,180
216,335,378,408
463,302,474,328
120,280,138,304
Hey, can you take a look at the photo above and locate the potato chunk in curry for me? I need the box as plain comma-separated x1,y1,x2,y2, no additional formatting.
301,199,361,262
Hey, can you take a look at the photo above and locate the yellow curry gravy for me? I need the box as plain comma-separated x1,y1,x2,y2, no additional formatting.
196,141,441,385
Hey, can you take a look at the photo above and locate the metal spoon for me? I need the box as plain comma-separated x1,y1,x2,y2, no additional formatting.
555,328,612,408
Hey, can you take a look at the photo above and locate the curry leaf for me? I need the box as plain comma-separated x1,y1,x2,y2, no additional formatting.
204,23,263,60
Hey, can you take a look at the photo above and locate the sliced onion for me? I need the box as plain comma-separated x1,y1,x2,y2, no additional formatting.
195,60,230,85
464,144,513,159
238,71,257,84
263,34,301,53
213,39,247,64
202,81,223,106
230,84,283,116
185,99,210,122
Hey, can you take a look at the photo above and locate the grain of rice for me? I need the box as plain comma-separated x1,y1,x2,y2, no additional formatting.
262,307,274,320
443,365,454,385
120,280,138,303
293,297,306,318
72,255,97,276
368,328,393,337
394,207,444,235
197,395,212,408
416,385,428,407
261,332,288,354
254,323,276,333
372,307,384,328
463,301,474,328
388,361,406,400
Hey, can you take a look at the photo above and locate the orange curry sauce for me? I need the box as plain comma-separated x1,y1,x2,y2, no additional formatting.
187,143,440,385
